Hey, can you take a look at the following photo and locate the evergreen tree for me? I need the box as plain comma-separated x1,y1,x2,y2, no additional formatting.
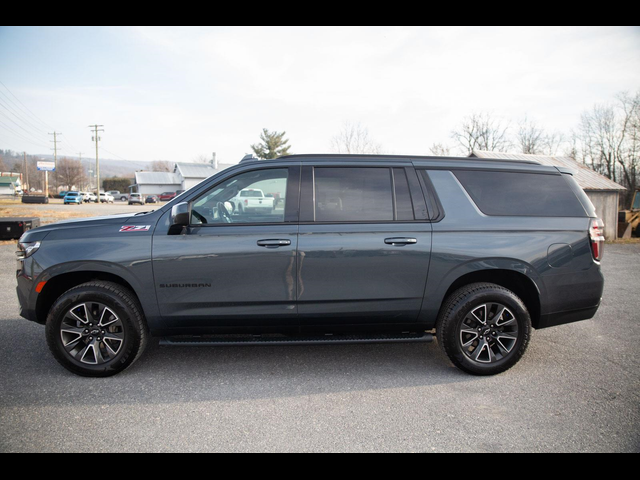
251,129,291,159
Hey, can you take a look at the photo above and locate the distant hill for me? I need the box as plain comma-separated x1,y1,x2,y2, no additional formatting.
35,155,151,179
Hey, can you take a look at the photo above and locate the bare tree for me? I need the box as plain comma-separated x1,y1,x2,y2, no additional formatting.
517,116,565,155
572,90,640,204
429,143,451,156
55,157,85,190
451,113,511,154
330,121,384,154
149,160,172,172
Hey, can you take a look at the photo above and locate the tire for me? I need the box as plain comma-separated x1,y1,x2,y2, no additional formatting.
436,282,531,376
45,281,148,377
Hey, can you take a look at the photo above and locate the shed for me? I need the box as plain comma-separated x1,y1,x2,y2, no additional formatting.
131,172,182,196
130,162,236,196
174,163,219,191
0,176,22,195
469,151,626,240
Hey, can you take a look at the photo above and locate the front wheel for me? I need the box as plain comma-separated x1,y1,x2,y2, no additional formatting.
45,281,148,377
436,283,531,376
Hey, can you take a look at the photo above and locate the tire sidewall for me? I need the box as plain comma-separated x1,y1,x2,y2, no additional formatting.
45,285,142,377
440,286,531,375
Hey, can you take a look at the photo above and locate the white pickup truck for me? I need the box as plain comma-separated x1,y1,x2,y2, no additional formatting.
230,189,275,214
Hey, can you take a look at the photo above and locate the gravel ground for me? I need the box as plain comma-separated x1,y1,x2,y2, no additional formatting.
0,243,638,452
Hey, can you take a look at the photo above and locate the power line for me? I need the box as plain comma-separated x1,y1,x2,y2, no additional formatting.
0,96,49,136
0,108,50,147
0,80,54,131
0,118,50,149
99,146,129,161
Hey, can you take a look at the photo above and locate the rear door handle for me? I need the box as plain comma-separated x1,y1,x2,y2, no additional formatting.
257,239,292,248
384,237,418,246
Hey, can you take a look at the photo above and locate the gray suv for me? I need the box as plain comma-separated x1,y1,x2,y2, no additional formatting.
15,154,605,377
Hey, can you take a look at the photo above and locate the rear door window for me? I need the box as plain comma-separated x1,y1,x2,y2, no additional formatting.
454,170,587,217
314,167,394,222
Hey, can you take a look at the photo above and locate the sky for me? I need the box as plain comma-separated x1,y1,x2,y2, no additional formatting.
0,26,639,165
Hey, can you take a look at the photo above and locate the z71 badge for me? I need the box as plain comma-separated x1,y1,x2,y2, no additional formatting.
119,225,151,232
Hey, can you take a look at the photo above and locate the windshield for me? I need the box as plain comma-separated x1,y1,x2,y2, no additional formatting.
633,191,640,210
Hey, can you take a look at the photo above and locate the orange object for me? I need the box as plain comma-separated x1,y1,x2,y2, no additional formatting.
35,281,47,293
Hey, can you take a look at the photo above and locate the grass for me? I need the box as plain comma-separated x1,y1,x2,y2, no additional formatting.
606,237,640,244
0,206,93,224
0,202,101,246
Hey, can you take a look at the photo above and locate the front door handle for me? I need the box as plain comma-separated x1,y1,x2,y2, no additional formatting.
384,237,418,246
257,239,292,248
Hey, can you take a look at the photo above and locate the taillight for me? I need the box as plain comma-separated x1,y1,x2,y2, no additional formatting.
589,218,605,261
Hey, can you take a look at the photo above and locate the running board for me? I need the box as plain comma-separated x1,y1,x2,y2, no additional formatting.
159,332,433,347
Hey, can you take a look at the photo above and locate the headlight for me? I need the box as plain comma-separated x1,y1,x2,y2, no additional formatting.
16,241,41,259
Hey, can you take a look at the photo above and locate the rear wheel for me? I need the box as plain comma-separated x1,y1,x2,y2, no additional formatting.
436,283,531,375
45,281,148,377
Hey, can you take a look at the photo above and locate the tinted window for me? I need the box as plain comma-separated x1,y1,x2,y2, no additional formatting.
192,168,288,225
314,167,393,222
393,168,414,221
454,170,587,217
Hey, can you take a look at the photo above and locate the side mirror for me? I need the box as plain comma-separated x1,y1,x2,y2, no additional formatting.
170,202,190,234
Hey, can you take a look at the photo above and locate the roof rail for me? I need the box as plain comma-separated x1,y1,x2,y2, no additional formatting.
276,153,541,166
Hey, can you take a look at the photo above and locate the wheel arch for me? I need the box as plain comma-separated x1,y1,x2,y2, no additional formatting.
438,269,542,329
36,271,142,325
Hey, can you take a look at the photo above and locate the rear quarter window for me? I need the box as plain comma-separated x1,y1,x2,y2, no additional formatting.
454,170,587,217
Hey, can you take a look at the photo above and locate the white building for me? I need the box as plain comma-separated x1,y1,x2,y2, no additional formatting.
0,175,22,195
131,172,182,196
130,161,236,196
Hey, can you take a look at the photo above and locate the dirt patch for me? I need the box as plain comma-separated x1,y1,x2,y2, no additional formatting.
607,237,640,244
0,206,92,225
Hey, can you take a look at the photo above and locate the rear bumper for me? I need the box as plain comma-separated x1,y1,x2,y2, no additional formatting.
537,303,601,329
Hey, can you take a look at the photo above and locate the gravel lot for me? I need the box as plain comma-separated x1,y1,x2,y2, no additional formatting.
0,242,638,452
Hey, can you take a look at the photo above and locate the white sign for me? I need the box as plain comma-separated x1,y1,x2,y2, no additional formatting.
37,161,55,172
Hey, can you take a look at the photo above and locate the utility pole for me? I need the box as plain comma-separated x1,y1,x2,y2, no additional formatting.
23,152,28,192
89,125,104,201
48,132,61,198
78,152,85,190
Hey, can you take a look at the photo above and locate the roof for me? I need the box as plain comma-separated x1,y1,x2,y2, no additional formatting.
174,162,218,178
470,151,626,191
0,176,20,186
134,171,181,185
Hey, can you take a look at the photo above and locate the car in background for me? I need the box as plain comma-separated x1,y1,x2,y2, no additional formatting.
63,192,83,205
158,192,177,201
107,191,121,198
99,192,114,204
128,193,144,205
79,192,94,203
57,191,68,199
145,195,159,204
230,188,275,214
